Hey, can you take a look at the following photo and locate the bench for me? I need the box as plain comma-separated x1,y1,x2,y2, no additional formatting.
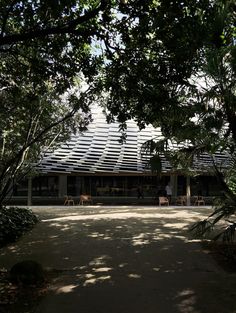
159,196,169,206
64,195,75,206
194,196,205,206
175,196,187,206
79,194,93,205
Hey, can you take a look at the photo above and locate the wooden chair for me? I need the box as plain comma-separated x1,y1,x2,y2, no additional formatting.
159,196,169,206
79,194,93,205
194,196,205,206
192,196,198,205
64,195,75,206
176,196,187,206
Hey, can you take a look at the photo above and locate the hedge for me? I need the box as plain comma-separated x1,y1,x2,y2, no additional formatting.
0,207,38,247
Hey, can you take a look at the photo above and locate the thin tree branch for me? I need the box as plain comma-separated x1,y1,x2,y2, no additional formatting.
0,108,76,184
0,0,109,47
0,0,18,38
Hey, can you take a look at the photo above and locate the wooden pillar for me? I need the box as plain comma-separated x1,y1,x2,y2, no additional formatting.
75,176,81,196
58,175,67,197
89,176,92,195
27,176,32,206
123,176,127,196
186,175,191,206
170,174,177,197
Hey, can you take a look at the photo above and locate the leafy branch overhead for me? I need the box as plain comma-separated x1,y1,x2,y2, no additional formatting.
0,0,236,247
100,0,236,155
0,0,114,205
0,0,109,47
97,0,236,243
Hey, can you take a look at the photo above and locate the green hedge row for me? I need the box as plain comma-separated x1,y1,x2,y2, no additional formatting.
0,207,39,247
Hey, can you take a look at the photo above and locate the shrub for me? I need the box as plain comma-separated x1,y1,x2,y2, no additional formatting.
0,207,39,247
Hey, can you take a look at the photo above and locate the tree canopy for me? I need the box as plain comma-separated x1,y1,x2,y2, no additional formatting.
0,0,236,213
100,0,236,152
0,0,114,204
97,0,236,239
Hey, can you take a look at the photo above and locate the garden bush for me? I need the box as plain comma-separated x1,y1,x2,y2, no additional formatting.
0,207,39,247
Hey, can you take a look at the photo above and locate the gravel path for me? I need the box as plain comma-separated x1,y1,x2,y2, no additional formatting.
1,205,236,313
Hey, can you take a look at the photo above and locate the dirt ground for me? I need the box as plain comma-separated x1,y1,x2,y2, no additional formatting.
1,205,236,313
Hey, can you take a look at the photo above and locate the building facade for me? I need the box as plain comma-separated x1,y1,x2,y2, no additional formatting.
13,105,229,205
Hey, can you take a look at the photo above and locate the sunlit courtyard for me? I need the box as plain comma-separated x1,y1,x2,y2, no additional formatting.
1,205,236,313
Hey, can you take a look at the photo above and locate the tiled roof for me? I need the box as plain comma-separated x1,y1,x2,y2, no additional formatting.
37,105,230,174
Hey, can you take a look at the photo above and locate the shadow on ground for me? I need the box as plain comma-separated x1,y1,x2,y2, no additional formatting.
1,206,236,313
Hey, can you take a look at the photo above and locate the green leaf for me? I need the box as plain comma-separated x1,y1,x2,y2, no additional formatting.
149,154,162,173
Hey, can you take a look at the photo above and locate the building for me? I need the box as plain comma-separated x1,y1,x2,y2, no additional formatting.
13,105,229,205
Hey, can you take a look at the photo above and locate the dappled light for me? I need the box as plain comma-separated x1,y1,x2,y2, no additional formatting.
175,289,199,313
89,255,111,267
83,274,111,286
93,267,112,273
127,273,141,279
56,284,77,294
1,205,235,313
41,210,204,224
